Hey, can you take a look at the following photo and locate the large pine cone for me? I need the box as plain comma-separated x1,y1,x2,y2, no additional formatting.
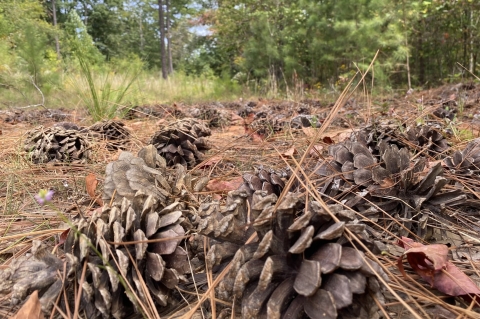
149,118,211,168
353,123,449,158
444,138,480,174
24,126,90,163
0,146,209,318
198,190,387,319
88,120,131,150
103,144,209,205
315,139,465,237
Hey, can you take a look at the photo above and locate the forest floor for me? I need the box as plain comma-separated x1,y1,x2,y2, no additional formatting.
2,82,480,318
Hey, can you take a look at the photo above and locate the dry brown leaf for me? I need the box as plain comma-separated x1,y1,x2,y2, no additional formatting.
322,136,334,144
10,290,44,319
86,173,104,206
206,176,244,192
281,146,297,158
397,237,480,302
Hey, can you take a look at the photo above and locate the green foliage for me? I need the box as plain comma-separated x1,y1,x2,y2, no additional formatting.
63,10,104,65
73,53,140,121
16,23,48,86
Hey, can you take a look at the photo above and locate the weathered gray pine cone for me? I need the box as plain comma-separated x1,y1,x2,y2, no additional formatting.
433,106,456,120
103,144,209,205
198,190,387,319
24,126,90,163
0,146,210,318
188,106,232,128
290,114,322,129
149,118,211,168
88,120,132,150
315,140,465,237
444,138,480,174
249,117,285,136
353,123,449,158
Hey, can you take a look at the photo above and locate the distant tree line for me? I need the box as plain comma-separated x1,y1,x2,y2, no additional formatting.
0,0,479,90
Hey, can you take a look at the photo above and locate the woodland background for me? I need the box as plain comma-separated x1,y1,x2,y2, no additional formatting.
1,0,480,108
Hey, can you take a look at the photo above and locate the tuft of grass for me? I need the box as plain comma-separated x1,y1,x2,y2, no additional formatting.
73,53,139,121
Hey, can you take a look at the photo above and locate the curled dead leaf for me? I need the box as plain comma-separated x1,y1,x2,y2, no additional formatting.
86,173,104,206
397,237,480,301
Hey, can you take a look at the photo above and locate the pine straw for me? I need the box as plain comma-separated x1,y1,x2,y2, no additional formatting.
2,83,480,318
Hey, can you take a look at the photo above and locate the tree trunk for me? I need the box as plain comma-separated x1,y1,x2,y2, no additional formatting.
158,0,168,79
139,10,145,53
166,0,173,74
51,0,61,60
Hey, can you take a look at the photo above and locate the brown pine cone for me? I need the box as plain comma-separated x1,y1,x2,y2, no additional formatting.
88,120,131,150
0,147,209,318
444,138,480,174
24,126,90,163
315,139,465,237
149,118,211,168
198,190,387,318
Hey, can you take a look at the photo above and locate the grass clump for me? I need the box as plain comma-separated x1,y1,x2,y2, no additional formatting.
73,53,140,121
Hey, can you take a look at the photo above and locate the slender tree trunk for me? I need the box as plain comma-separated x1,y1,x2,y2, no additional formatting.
469,10,474,73
166,0,173,74
51,0,61,59
139,10,144,53
158,0,168,79
401,0,411,89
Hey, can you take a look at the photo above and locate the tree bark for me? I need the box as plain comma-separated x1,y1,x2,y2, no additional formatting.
51,0,61,60
158,0,168,79
166,0,173,74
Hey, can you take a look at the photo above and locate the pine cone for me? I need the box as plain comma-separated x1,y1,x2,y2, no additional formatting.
237,166,289,201
149,118,211,168
315,140,465,237
88,120,131,150
353,123,449,158
189,106,231,128
24,126,90,163
290,114,321,129
198,191,387,318
433,106,456,120
1,146,210,318
444,138,480,174
103,144,209,205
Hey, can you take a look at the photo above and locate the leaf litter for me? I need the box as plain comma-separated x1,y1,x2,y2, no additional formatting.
3,82,480,318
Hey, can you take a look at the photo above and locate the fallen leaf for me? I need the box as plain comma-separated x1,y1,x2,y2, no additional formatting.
206,176,244,192
322,136,334,144
86,173,104,206
58,228,70,246
281,146,297,158
10,290,44,319
397,237,480,301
